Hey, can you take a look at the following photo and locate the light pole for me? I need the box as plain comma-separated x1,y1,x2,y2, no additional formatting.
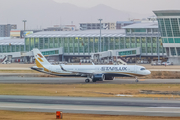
158,39,160,62
22,20,27,31
98,19,103,52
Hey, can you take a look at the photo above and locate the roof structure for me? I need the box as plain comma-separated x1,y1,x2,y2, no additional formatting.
0,38,24,45
26,30,126,38
153,10,180,17
116,21,141,24
122,22,158,29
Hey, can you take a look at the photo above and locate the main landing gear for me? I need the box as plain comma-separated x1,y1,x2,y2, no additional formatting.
85,75,91,83
85,79,90,83
85,78,96,83
85,75,94,83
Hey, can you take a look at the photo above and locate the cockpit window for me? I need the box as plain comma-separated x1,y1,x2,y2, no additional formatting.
140,68,146,70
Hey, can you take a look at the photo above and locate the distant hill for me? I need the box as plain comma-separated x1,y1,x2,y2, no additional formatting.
0,0,151,29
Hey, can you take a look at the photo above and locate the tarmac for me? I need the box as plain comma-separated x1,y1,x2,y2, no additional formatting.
0,76,180,84
1,64,180,117
0,95,180,116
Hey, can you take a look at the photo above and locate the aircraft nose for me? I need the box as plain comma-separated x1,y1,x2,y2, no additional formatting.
147,70,151,75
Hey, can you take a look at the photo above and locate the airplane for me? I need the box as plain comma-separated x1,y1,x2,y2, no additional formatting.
31,48,151,83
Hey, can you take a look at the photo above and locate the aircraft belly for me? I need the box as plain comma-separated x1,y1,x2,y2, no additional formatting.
103,72,144,77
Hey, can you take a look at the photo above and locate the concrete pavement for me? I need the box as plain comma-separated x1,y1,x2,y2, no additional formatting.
0,95,180,116
0,77,179,84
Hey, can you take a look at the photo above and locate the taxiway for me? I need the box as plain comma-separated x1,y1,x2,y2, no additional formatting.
0,76,179,84
0,95,180,116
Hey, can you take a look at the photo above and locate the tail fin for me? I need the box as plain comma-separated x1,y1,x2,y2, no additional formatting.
33,48,51,68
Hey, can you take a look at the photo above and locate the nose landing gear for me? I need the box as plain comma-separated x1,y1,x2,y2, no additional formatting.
135,77,139,83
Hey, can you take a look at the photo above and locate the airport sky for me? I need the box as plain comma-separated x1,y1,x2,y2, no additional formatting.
54,0,180,14
0,0,180,29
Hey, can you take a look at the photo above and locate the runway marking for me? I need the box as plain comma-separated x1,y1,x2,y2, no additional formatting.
1,105,180,113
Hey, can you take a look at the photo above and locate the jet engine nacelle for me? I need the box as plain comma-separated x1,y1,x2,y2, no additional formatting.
92,74,105,82
104,75,114,80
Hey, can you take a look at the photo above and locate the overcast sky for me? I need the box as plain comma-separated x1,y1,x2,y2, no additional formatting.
54,0,180,14
0,0,180,29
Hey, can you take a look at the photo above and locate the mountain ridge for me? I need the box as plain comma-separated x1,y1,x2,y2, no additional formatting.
0,0,151,29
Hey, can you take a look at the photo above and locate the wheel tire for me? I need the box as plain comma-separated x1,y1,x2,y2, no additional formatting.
85,79,90,83
102,74,105,81
135,79,139,82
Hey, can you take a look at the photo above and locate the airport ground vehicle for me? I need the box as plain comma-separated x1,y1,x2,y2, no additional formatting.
162,62,172,65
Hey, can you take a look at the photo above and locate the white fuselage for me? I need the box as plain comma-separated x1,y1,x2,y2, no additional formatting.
36,64,151,77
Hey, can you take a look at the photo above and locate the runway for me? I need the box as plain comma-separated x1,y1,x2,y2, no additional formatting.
0,95,180,116
0,76,180,84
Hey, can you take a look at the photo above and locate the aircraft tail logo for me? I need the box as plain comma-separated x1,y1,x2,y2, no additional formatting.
33,48,51,68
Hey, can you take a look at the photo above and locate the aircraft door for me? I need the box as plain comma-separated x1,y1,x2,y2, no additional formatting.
95,67,99,72
129,66,134,73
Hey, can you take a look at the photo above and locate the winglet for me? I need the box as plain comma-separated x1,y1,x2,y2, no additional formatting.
92,62,95,65
60,64,67,72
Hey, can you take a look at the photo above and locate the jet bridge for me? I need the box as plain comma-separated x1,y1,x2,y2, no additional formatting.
1,56,7,64
91,48,141,64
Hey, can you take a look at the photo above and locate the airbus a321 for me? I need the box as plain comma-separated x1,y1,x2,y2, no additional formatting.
31,48,151,83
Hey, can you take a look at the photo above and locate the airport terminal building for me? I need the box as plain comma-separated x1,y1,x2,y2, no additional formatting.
154,10,180,64
24,22,165,63
0,21,165,63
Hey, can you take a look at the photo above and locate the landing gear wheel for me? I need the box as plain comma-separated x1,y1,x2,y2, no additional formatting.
101,74,105,81
135,79,139,83
85,79,90,83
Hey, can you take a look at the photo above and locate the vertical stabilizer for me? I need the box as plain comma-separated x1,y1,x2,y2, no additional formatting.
33,48,51,68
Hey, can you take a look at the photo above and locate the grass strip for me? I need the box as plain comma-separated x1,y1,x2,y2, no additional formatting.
0,84,180,98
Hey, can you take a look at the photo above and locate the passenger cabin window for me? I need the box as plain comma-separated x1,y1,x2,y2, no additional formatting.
140,68,146,71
